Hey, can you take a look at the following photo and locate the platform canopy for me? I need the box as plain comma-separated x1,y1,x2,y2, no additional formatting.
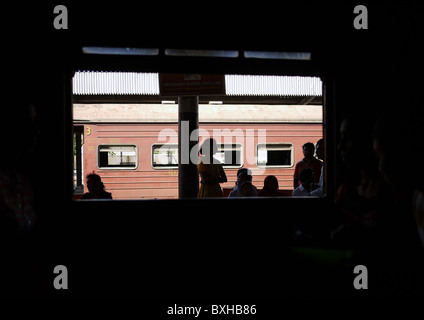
72,72,322,105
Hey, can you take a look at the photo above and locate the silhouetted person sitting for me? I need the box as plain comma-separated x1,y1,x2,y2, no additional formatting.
293,142,322,189
259,175,284,197
239,181,255,197
228,168,258,197
81,172,112,199
292,168,314,196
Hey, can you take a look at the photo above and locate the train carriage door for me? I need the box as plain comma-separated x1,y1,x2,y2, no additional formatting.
73,126,84,195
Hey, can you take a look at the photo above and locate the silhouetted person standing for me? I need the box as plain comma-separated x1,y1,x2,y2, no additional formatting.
197,138,227,198
0,99,38,237
293,142,322,189
0,88,40,299
372,109,424,296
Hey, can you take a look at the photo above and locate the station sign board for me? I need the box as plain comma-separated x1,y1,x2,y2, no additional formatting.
159,73,226,96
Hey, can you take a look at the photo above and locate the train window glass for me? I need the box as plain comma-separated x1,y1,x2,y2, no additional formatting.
257,143,293,167
152,144,178,169
214,144,243,168
98,145,137,169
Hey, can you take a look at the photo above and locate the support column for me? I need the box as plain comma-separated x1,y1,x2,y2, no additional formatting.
178,96,199,199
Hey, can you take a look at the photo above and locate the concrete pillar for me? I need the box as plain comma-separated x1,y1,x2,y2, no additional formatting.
178,96,199,198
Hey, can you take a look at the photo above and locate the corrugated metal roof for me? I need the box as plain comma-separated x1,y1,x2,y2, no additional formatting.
73,72,159,95
72,72,322,96
225,75,321,96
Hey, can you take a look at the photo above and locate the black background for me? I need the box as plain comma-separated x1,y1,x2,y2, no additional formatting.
1,0,423,308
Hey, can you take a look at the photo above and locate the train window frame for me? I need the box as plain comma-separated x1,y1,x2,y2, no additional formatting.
215,143,244,169
97,144,139,170
256,143,294,168
69,68,330,200
151,143,179,169
151,143,244,169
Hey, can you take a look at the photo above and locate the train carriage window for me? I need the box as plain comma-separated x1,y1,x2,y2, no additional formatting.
257,143,293,167
152,144,178,169
98,145,137,169
214,144,243,168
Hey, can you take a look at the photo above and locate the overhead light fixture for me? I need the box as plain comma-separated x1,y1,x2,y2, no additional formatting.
82,47,159,56
165,49,238,58
244,51,311,60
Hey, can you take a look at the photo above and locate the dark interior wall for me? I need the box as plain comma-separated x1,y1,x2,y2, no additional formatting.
2,3,423,300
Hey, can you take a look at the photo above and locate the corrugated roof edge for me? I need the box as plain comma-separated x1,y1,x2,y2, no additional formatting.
72,72,322,97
